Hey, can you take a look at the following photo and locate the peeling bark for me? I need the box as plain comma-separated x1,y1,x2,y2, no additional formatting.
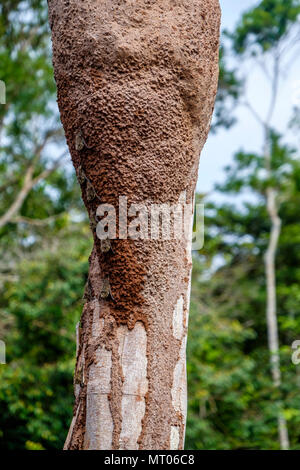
48,0,220,450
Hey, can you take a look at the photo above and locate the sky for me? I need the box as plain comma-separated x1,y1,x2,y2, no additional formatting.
51,0,300,203
197,0,300,198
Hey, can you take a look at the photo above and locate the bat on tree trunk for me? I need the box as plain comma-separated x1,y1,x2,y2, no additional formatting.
48,0,220,450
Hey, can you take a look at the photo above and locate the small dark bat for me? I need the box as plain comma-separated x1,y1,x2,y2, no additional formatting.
86,180,96,202
77,165,86,185
100,278,114,301
100,239,112,253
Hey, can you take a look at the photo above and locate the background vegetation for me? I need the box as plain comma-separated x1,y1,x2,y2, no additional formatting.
0,0,300,450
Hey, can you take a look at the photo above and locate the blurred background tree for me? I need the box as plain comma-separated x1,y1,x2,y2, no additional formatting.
0,0,90,450
0,0,300,450
187,0,300,450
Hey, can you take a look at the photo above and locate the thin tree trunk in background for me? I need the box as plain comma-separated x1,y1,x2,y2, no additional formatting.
264,114,289,449
48,0,220,450
235,46,289,450
265,186,289,450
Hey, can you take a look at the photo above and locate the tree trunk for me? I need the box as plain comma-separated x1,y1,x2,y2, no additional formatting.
265,186,289,450
48,0,220,450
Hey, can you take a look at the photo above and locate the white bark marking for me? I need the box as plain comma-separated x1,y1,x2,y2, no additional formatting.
84,347,113,450
170,426,180,450
75,383,81,399
171,336,187,419
91,299,103,338
185,274,192,331
117,322,148,450
173,295,184,340
170,191,193,444
75,344,86,400
178,190,187,203
64,401,81,450
75,321,80,358
185,194,195,264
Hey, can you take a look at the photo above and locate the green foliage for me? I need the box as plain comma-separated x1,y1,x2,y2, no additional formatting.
1,0,300,451
230,0,300,54
217,132,297,194
0,0,91,449
0,360,74,450
0,225,92,449
186,135,300,450
211,46,242,132
186,0,300,446
0,0,82,246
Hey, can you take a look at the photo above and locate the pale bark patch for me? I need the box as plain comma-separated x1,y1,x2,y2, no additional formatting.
171,337,187,418
173,295,184,340
64,401,81,450
117,322,148,450
91,299,103,338
170,426,180,450
75,321,80,357
84,347,113,450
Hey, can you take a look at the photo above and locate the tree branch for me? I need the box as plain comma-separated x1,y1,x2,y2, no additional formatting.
0,150,68,230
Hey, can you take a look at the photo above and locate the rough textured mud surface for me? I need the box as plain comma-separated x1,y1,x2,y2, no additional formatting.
48,0,220,450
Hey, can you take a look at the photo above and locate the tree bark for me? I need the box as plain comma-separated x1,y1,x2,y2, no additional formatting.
48,0,220,450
